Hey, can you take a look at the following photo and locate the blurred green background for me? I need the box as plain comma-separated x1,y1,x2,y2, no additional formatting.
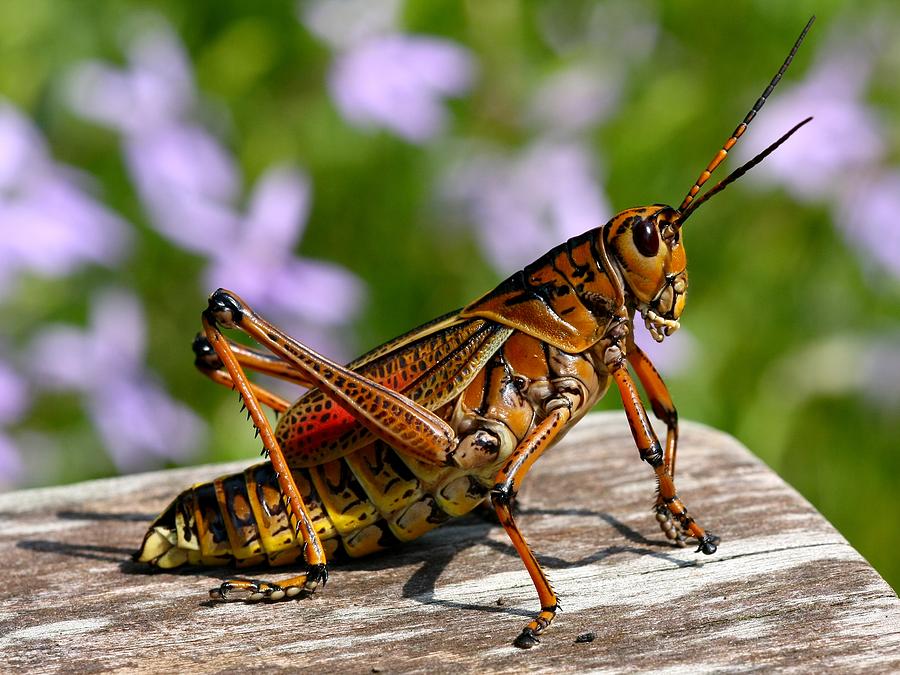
1,0,898,590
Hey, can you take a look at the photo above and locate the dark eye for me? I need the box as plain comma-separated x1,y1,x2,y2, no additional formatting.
632,219,659,257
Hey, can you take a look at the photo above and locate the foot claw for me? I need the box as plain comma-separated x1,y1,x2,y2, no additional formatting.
302,564,328,595
209,583,229,601
696,533,720,555
514,629,541,649
209,580,262,602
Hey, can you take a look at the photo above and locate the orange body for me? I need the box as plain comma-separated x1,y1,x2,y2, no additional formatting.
135,16,815,649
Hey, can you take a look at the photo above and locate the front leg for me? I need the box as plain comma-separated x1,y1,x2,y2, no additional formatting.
626,340,685,544
605,344,718,555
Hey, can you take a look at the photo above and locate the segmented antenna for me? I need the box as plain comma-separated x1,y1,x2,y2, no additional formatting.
678,15,815,214
680,116,812,220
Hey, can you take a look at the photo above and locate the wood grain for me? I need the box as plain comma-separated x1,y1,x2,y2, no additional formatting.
1,412,898,673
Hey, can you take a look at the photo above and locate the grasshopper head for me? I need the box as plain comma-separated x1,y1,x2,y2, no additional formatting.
603,17,816,342
605,205,687,342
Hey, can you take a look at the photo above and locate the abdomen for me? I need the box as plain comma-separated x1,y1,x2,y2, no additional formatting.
135,443,493,568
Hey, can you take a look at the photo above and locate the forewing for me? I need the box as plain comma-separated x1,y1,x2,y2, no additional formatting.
277,315,512,467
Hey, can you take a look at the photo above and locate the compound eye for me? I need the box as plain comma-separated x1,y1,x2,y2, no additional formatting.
632,219,660,257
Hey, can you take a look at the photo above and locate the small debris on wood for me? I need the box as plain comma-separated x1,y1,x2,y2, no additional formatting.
496,596,507,606
575,632,596,644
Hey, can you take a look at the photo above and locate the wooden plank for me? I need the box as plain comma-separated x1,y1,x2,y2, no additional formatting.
0,412,898,672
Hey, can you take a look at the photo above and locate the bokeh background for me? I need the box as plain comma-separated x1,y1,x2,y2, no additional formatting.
1,1,898,589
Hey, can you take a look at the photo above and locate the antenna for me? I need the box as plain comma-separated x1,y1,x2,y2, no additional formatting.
680,116,812,221
677,15,815,215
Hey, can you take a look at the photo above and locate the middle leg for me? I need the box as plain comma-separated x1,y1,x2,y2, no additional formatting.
491,402,574,649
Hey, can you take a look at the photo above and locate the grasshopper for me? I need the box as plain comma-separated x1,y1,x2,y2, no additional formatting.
136,17,814,648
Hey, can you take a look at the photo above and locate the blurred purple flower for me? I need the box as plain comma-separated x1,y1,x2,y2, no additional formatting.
28,290,206,472
0,358,29,425
0,101,131,300
734,23,900,280
65,21,366,352
835,171,900,278
124,125,240,256
65,25,194,136
302,0,400,50
0,435,24,490
441,140,611,272
328,35,475,143
66,27,238,258
735,44,882,202
203,166,365,337
301,0,475,143
862,335,900,409
527,65,622,135
537,0,659,63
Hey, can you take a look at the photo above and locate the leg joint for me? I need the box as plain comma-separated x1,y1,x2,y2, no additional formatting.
490,482,516,507
205,288,244,328
651,401,678,427
640,440,664,467
192,333,222,370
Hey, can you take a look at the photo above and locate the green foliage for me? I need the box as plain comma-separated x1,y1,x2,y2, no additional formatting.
2,0,898,591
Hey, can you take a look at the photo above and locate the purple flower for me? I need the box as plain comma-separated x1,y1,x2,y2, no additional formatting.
0,101,131,299
302,0,475,143
27,290,206,472
0,357,29,426
302,0,400,50
65,25,195,136
65,23,366,349
0,434,24,491
66,26,238,258
124,126,240,256
862,335,900,409
327,35,475,143
532,0,658,133
733,23,900,280
527,65,622,135
441,139,611,272
835,171,900,278
537,0,659,63
735,43,882,201
203,166,365,346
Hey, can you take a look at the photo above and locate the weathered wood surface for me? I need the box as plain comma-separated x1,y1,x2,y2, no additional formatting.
1,412,898,673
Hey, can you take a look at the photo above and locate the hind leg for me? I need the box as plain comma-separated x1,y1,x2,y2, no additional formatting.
201,305,330,592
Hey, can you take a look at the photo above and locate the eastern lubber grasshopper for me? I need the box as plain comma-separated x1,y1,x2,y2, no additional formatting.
136,17,815,648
